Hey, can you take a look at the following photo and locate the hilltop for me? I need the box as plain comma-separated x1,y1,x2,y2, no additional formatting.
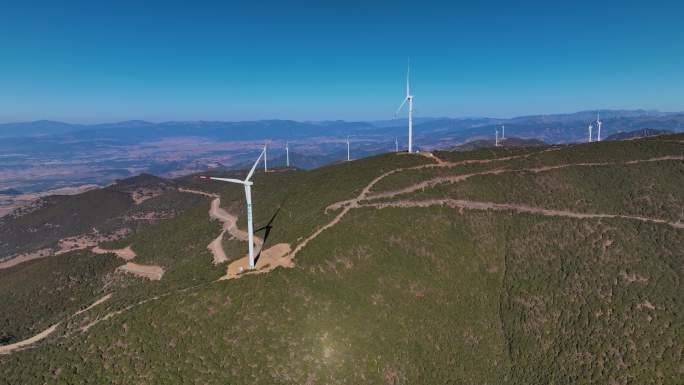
452,137,546,151
0,134,683,384
605,128,674,141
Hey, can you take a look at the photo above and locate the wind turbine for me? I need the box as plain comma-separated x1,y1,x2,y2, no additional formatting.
501,125,505,140
263,141,268,171
395,60,414,153
395,137,399,152
201,146,265,270
346,136,351,161
596,112,602,141
285,141,290,168
495,128,500,147
588,123,593,143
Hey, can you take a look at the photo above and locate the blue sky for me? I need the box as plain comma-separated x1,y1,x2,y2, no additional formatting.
1,0,683,122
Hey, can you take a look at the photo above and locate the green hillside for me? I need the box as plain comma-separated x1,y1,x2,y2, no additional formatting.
0,174,205,259
0,134,683,384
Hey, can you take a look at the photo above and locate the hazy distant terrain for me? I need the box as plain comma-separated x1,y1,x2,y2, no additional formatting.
1,110,683,215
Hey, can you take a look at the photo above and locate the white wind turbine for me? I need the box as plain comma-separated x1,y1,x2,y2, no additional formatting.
588,122,593,143
395,137,399,152
596,112,602,141
346,136,351,161
495,128,500,147
201,146,265,270
395,60,414,153
501,125,505,140
285,141,290,168
263,141,268,171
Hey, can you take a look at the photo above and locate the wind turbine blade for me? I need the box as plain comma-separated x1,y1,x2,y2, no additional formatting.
406,58,410,96
245,147,266,182
395,97,408,116
209,177,247,185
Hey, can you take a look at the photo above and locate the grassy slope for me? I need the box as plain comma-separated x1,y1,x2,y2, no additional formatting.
1,137,683,384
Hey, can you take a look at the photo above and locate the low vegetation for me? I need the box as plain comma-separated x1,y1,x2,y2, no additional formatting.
0,251,119,343
0,174,205,259
0,136,682,384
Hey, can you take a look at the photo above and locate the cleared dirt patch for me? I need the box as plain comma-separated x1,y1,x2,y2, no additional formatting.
56,228,132,256
117,262,165,280
221,243,292,280
0,229,131,270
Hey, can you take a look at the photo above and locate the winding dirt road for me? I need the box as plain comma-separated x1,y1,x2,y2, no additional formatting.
292,152,684,259
361,198,684,229
179,188,263,264
363,155,684,202
0,293,114,354
0,323,60,355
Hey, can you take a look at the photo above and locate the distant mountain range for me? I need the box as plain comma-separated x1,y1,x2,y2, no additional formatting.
2,109,684,145
2,109,683,199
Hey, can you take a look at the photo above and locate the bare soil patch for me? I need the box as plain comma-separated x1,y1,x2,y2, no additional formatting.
221,243,292,280
117,262,165,280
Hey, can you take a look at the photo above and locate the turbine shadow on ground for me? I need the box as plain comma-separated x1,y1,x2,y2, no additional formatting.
253,206,282,264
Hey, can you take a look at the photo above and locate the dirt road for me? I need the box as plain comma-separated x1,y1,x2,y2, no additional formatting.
361,198,684,229
180,188,263,264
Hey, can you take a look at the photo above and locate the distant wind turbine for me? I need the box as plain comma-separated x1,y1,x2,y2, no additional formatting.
596,112,602,141
201,146,265,269
588,123,593,143
395,137,399,152
346,136,351,161
395,60,414,153
285,141,290,168
264,141,268,171
501,125,505,140
495,128,500,147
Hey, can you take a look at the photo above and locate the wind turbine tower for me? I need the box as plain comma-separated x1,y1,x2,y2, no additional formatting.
285,141,290,168
395,137,399,152
501,125,505,140
201,145,265,269
346,136,351,161
264,142,268,171
596,112,602,141
495,128,500,147
395,60,414,153
588,123,593,143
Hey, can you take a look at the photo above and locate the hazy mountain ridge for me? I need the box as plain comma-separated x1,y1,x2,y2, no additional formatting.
2,109,683,206
2,109,682,141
